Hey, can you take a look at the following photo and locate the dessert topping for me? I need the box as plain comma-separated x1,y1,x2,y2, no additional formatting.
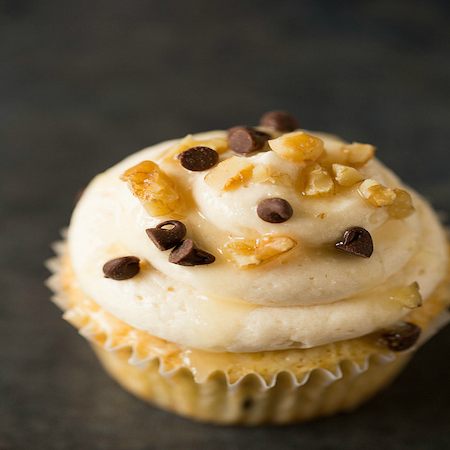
103,256,140,280
169,239,215,266
120,160,183,216
163,134,228,160
332,164,364,187
257,198,293,223
252,164,294,187
390,282,422,309
339,142,375,166
224,235,296,269
227,126,270,154
204,156,253,191
335,227,373,258
388,189,415,219
358,179,396,207
268,131,324,163
179,146,219,171
301,163,334,197
146,220,187,251
381,322,421,351
252,164,275,184
259,110,298,132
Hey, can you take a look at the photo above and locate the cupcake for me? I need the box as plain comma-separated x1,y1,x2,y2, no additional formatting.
47,111,450,425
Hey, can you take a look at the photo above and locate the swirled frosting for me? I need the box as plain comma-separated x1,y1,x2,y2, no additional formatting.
68,130,448,352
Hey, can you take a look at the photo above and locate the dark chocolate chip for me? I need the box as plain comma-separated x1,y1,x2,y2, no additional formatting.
335,227,373,258
227,126,270,154
146,220,187,251
179,146,219,171
103,256,140,280
381,322,421,351
257,198,293,223
259,110,299,132
169,239,215,266
242,398,254,410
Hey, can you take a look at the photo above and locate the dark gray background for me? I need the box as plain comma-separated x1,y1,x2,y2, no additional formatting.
1,0,450,449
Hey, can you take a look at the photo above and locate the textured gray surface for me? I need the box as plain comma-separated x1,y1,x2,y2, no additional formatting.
1,1,450,449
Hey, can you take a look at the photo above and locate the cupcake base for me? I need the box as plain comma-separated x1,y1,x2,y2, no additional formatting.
91,343,413,425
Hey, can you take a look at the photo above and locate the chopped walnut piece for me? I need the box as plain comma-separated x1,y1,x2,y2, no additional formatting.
301,163,334,197
332,164,365,187
162,134,229,161
358,179,396,206
388,189,415,219
252,165,293,187
224,235,296,269
252,164,272,183
204,156,253,191
390,282,422,309
268,131,324,163
120,160,183,216
335,142,375,166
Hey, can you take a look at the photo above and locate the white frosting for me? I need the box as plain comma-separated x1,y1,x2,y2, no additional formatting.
68,131,448,352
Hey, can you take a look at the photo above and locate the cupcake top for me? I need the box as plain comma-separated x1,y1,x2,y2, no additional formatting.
68,112,448,352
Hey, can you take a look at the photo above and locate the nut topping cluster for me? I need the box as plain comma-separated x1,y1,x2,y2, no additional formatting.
204,155,253,191
100,110,423,351
120,160,183,216
268,131,324,163
224,235,296,269
114,110,417,273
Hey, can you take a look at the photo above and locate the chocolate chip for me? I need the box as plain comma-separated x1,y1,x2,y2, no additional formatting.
146,220,187,251
259,110,299,132
169,239,215,266
335,227,373,258
227,126,270,154
103,256,140,280
381,322,421,351
257,198,293,223
179,146,219,171
242,398,254,410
